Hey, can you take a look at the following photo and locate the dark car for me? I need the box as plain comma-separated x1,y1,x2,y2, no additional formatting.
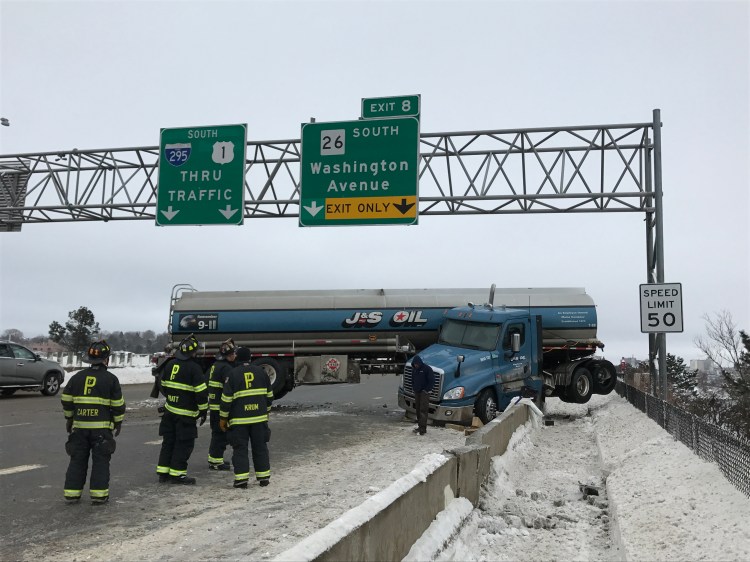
0,341,66,396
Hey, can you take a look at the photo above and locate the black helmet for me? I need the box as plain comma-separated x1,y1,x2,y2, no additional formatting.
219,338,237,357
86,340,111,365
175,334,199,359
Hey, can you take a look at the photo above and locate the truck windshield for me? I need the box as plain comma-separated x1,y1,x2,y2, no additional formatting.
438,319,500,351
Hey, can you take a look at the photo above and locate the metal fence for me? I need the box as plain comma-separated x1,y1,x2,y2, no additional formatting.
616,381,750,497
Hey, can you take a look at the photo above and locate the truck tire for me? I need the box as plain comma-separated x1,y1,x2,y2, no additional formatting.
250,358,288,399
591,360,617,395
567,367,593,404
475,388,498,425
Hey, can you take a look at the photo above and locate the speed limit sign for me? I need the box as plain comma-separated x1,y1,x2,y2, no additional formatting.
639,283,684,333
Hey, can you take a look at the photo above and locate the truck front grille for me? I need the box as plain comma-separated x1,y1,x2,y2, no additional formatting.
403,365,442,402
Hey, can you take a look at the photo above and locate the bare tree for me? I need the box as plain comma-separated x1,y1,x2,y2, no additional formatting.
694,310,750,439
1,328,25,342
694,310,745,372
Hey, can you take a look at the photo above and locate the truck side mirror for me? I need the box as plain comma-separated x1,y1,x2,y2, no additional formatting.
505,333,521,359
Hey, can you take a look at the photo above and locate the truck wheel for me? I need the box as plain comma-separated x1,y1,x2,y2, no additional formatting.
1,389,17,397
41,373,61,396
567,368,593,404
591,361,617,395
475,388,498,424
251,358,287,399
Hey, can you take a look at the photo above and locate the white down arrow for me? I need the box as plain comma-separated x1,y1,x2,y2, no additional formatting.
160,206,179,220
303,201,323,217
219,205,238,220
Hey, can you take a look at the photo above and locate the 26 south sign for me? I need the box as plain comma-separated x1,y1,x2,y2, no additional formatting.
300,117,420,226
157,124,247,226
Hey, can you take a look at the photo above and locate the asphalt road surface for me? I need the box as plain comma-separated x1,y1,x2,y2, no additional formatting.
0,374,407,560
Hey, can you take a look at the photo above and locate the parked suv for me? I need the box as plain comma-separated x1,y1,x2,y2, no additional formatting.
0,341,66,396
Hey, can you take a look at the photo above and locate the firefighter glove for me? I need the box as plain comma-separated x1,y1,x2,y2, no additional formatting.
219,418,228,432
198,411,207,426
65,418,73,434
114,422,122,437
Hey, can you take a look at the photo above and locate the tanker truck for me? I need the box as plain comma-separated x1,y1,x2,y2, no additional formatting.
167,284,494,399
397,286,618,425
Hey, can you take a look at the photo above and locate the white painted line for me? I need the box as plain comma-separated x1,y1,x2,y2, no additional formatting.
144,440,162,445
0,422,32,429
0,464,46,476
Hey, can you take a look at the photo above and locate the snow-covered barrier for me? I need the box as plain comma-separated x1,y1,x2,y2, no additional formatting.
275,403,532,562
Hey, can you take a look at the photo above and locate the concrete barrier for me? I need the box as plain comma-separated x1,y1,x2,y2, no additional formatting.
275,403,533,562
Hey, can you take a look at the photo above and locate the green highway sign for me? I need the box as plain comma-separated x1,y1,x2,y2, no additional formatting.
361,94,420,119
299,117,420,227
156,124,247,226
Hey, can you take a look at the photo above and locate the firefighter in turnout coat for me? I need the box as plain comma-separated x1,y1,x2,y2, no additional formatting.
61,340,125,505
220,347,273,488
156,334,208,485
205,339,237,470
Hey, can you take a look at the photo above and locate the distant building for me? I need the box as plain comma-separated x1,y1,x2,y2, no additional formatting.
29,339,64,354
690,359,719,375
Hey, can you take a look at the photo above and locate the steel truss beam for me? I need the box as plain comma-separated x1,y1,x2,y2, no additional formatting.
0,112,667,395
0,119,655,226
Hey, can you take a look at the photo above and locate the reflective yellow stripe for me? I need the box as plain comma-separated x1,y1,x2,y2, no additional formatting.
112,414,124,422
209,381,224,388
111,398,125,407
161,381,197,392
90,489,109,497
209,404,221,411
228,414,269,425
71,396,112,406
234,389,269,398
169,468,187,477
194,382,207,392
73,421,114,429
267,391,274,398
208,455,225,464
64,489,82,497
234,472,250,480
156,466,170,474
61,394,74,402
220,394,233,402
165,404,198,417
256,470,270,478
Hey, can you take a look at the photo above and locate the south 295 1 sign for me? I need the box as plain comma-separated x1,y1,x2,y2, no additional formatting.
157,124,247,226
639,283,683,333
299,117,419,226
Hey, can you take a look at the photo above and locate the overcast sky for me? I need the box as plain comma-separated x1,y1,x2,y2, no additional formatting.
1,0,748,363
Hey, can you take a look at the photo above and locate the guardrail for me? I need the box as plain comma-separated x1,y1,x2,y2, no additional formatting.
275,404,532,561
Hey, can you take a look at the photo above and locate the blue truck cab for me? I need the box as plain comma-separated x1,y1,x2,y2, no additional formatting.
398,300,617,425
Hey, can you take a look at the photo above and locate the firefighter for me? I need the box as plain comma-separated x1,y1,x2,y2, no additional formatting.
220,347,273,488
206,338,236,470
156,334,208,484
61,340,125,505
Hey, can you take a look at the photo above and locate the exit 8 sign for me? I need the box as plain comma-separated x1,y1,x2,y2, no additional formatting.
361,95,420,119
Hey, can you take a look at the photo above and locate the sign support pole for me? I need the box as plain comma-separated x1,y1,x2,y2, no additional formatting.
653,109,668,399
